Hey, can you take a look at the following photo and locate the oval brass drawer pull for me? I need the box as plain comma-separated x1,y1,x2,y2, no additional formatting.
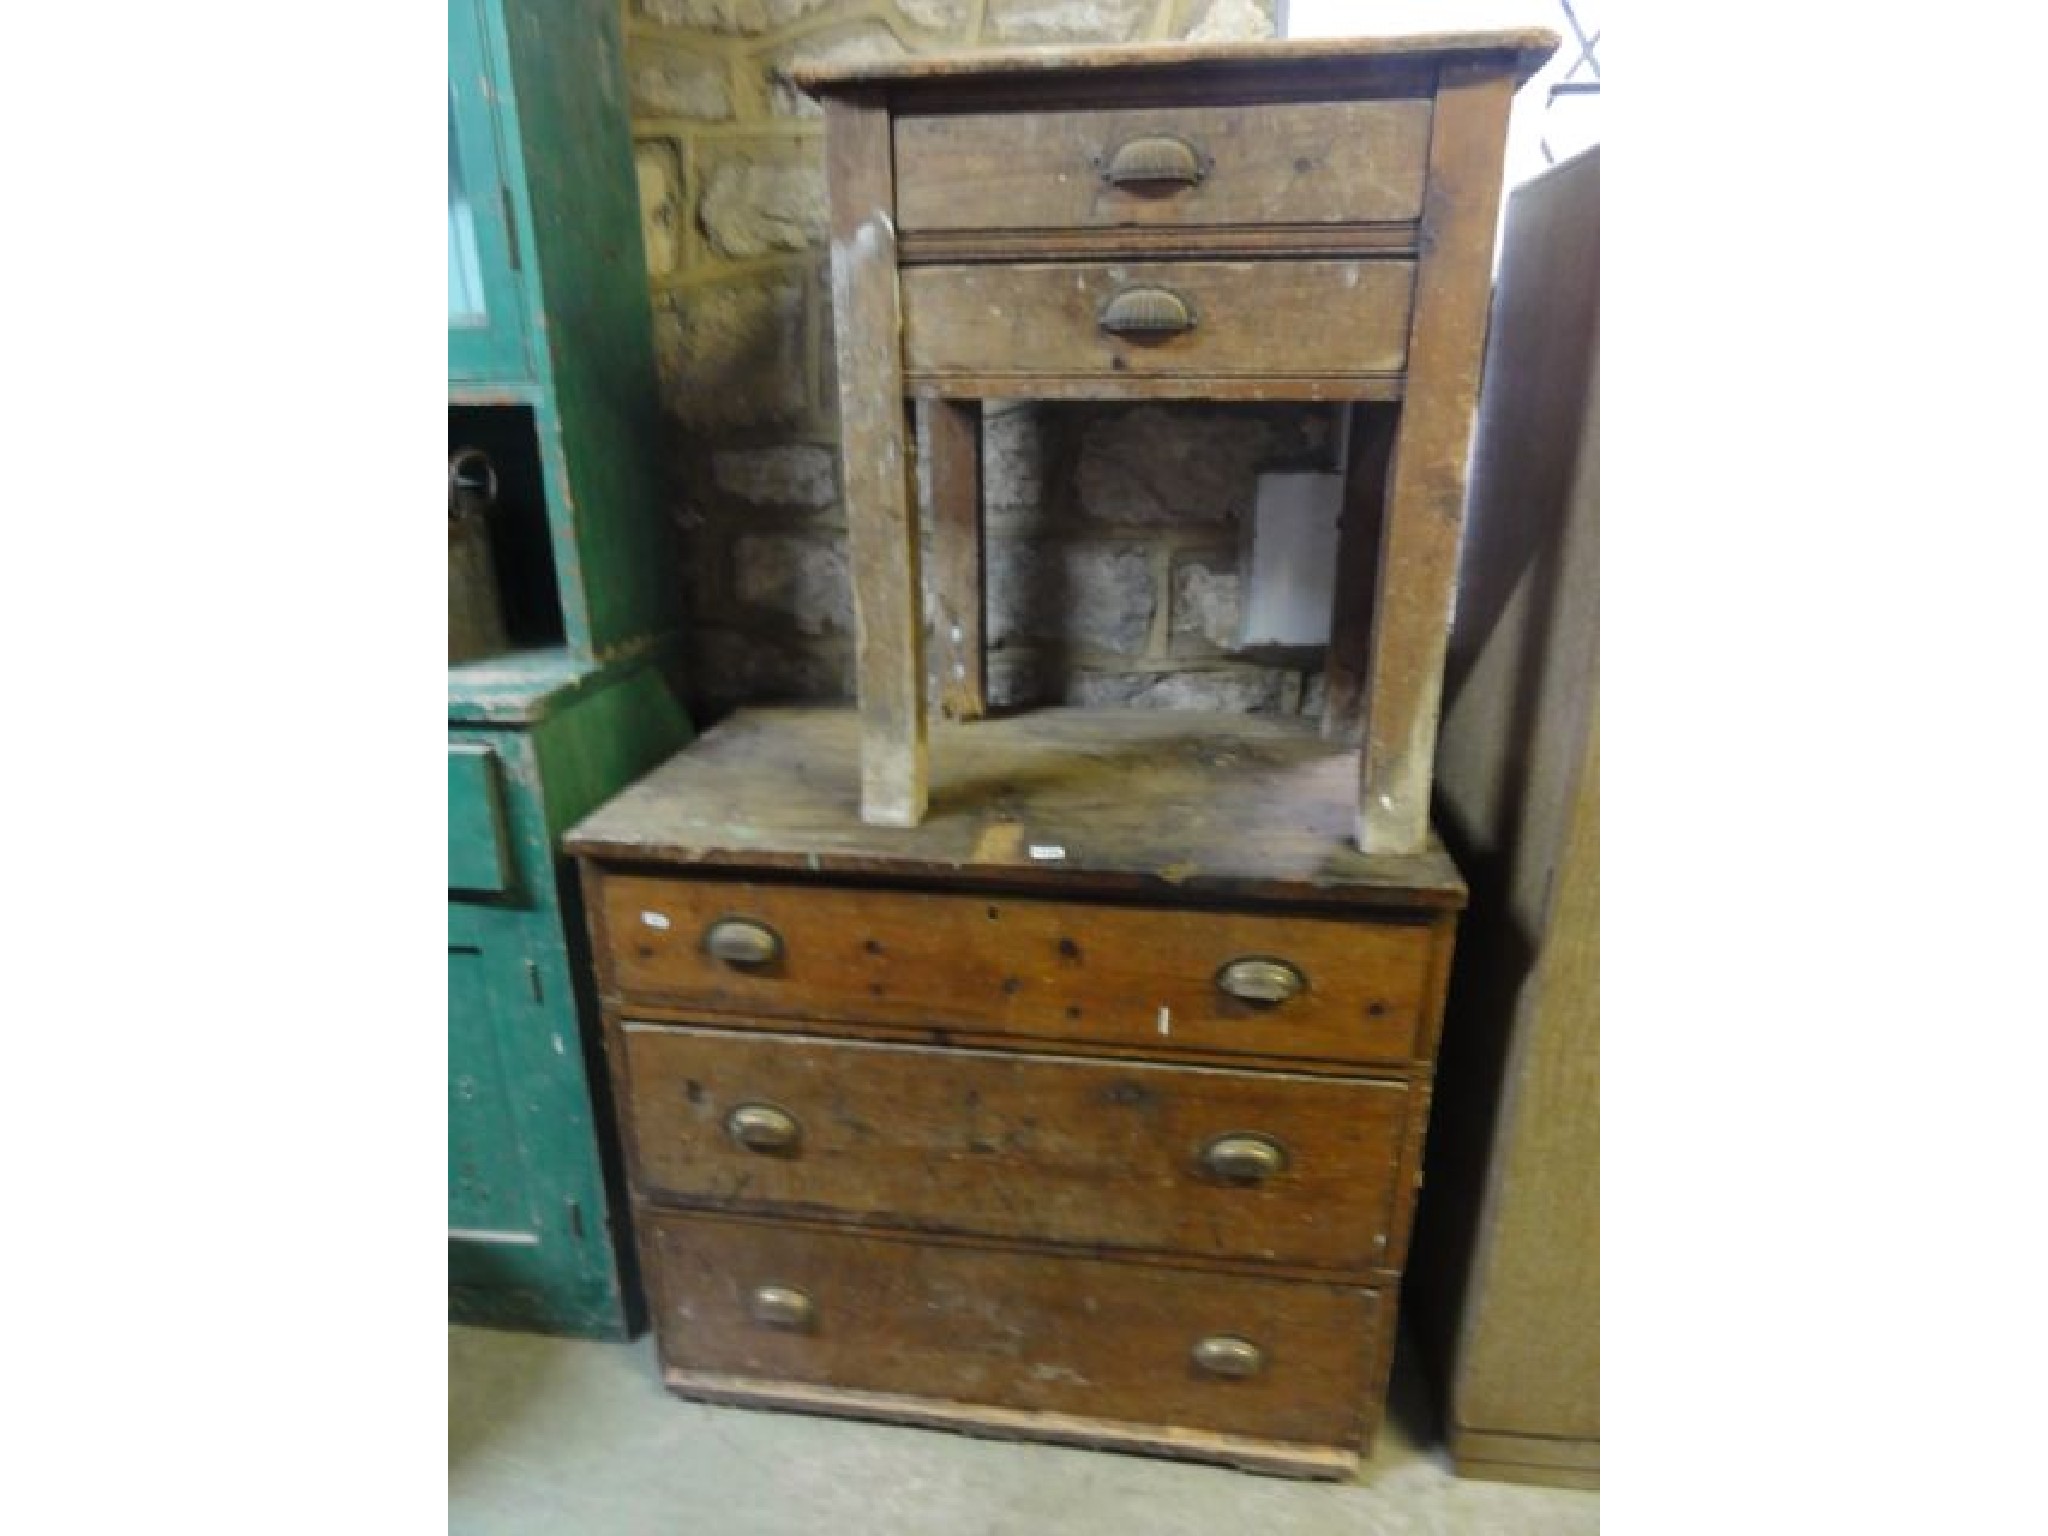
1201,1132,1288,1181
1099,287,1195,337
1100,134,1206,188
1215,956,1306,1005
1192,1335,1264,1378
748,1285,815,1330
726,1102,801,1153
705,917,782,968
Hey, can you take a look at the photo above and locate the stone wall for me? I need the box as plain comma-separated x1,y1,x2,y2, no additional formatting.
625,0,1338,718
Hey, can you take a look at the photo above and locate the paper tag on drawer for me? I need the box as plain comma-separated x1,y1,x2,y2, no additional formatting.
640,911,672,930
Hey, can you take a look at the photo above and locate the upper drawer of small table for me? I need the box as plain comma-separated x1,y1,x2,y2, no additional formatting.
892,98,1432,234
593,873,1440,1069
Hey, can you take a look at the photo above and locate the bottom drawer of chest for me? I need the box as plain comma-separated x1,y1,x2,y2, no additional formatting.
645,1210,1383,1472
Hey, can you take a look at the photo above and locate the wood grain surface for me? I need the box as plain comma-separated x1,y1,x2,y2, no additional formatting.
597,872,1439,1067
901,259,1414,385
622,1024,1410,1269
823,92,926,827
566,708,1466,910
1356,62,1517,855
893,98,1431,233
645,1209,1382,1451
925,398,986,720
789,32,1559,91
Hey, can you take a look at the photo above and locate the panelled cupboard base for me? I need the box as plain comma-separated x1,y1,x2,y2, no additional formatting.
661,1372,1361,1480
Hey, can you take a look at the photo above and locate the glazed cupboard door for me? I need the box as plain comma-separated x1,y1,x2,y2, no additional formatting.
448,0,530,382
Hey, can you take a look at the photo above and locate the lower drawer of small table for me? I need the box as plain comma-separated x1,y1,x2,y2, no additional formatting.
645,1210,1383,1470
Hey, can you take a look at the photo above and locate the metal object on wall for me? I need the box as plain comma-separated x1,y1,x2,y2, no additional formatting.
449,446,509,665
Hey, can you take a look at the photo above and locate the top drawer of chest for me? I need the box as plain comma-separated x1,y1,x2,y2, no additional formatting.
892,98,1433,236
592,872,1441,1069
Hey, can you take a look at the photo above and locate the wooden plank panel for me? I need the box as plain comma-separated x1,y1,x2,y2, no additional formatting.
902,259,1414,383
894,99,1431,233
598,873,1439,1067
1320,403,1400,743
565,707,1466,910
824,92,926,827
925,398,986,720
644,1209,1383,1452
1356,62,1516,855
623,1026,1410,1269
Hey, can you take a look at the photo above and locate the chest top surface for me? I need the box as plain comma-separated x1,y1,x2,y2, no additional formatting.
567,707,1464,911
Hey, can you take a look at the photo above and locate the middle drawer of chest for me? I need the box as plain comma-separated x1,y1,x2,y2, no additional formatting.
622,1023,1410,1273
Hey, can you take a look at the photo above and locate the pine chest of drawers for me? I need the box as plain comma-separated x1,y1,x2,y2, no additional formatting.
568,708,1467,1477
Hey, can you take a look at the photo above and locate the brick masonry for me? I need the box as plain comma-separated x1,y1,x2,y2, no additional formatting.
625,0,1336,717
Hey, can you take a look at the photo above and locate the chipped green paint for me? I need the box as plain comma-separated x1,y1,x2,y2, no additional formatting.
449,660,689,1338
450,0,678,662
448,0,687,1336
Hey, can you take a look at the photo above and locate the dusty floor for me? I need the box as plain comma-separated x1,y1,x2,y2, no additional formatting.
450,1324,1597,1534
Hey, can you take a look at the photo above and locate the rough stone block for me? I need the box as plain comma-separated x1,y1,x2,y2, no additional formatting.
1171,557,1241,649
1185,0,1274,43
655,277,807,429
767,24,909,117
895,0,969,33
692,627,851,704
636,0,833,31
712,444,838,509
989,541,1154,655
986,0,1153,45
1076,406,1272,524
634,141,685,277
698,149,827,258
735,531,854,636
628,45,733,120
982,403,1055,518
1070,667,1286,711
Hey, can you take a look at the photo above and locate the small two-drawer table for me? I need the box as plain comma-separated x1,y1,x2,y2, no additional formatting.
793,32,1556,851
568,708,1466,1477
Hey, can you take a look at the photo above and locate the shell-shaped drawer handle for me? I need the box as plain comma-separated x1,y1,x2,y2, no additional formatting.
1216,957,1306,1005
748,1285,815,1331
705,917,781,967
1101,134,1206,188
1202,1133,1289,1182
727,1102,801,1153
1192,1335,1265,1379
1099,287,1195,337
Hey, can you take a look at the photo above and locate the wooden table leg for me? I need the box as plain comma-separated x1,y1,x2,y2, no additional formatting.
1322,403,1398,747
1356,62,1515,856
825,92,926,827
927,398,987,721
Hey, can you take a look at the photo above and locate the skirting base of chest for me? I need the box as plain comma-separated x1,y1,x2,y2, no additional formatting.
661,1371,1362,1480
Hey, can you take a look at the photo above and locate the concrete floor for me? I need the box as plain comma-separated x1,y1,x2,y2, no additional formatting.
450,1325,1597,1535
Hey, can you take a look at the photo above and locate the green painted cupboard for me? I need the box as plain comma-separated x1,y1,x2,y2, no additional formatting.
448,0,688,1335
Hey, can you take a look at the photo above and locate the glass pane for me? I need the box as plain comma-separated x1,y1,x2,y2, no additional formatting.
449,92,486,325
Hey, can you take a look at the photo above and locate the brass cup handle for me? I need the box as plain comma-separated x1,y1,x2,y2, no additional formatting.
705,917,782,967
1192,1335,1265,1379
726,1102,801,1153
1201,1132,1288,1182
1099,134,1207,188
1099,287,1195,338
1215,957,1306,1006
748,1285,815,1330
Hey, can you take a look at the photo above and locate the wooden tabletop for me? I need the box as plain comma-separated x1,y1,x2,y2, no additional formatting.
567,707,1464,910
790,31,1560,93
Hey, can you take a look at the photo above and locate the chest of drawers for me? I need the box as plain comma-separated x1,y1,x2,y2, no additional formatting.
568,708,1467,1477
790,32,1556,854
